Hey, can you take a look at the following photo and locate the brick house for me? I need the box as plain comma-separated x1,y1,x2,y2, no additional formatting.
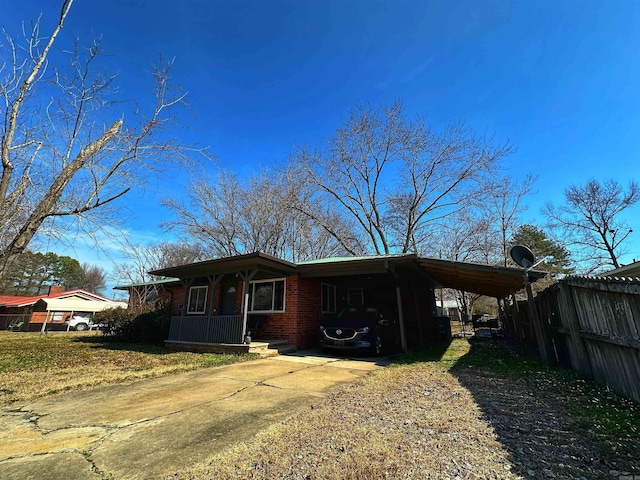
124,252,542,352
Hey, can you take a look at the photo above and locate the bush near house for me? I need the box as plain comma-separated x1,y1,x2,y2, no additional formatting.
94,304,171,344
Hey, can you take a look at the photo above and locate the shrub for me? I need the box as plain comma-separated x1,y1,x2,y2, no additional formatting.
94,304,172,344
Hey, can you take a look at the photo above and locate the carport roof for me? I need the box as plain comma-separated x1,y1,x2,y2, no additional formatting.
148,252,545,298
415,257,546,298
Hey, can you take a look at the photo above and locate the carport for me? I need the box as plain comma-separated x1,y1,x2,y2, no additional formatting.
298,255,546,352
414,257,545,298
413,257,547,354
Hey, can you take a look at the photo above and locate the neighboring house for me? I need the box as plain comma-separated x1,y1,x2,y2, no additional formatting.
118,252,543,352
602,260,640,278
436,299,461,322
0,286,127,331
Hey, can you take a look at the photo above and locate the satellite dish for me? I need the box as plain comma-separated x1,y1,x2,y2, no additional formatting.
510,245,535,269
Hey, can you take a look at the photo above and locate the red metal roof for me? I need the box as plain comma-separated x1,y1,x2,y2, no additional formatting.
0,289,110,307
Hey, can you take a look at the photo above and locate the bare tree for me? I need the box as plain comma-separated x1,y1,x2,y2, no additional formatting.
163,166,362,261
0,0,203,279
543,179,639,271
424,207,498,322
294,101,513,255
77,263,106,293
112,241,205,306
486,174,536,267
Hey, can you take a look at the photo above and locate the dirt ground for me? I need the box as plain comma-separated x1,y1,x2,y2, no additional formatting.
171,341,640,480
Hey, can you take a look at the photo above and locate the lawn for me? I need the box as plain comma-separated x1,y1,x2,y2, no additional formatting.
173,338,640,480
0,331,256,406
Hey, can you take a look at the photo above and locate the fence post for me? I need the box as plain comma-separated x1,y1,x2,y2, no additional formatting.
526,282,554,363
557,280,593,378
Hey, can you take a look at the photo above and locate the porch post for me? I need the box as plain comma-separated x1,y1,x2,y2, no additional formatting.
40,311,50,335
239,270,258,343
396,286,408,352
206,274,223,317
413,291,424,347
179,279,193,340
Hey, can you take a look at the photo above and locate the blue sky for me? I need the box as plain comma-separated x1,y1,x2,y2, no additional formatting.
3,0,640,288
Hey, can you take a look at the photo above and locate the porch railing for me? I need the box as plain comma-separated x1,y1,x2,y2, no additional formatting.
168,315,244,344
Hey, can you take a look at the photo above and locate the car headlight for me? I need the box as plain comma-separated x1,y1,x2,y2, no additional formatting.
355,326,370,333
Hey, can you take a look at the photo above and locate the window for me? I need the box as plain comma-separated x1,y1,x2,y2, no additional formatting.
321,283,336,313
347,288,364,306
187,286,208,314
249,279,285,312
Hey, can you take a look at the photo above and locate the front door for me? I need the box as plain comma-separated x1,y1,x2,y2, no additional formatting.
219,285,237,315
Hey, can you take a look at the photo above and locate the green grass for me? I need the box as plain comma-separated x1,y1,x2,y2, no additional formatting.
0,331,258,405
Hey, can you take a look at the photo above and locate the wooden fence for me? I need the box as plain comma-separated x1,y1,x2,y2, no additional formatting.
517,276,640,403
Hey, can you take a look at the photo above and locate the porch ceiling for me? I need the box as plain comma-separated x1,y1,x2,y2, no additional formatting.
415,258,547,298
149,252,297,279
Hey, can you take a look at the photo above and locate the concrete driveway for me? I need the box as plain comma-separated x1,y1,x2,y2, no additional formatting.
0,351,389,480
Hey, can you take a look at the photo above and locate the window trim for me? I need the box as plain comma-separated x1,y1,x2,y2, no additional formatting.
187,285,208,314
249,278,286,313
321,283,336,313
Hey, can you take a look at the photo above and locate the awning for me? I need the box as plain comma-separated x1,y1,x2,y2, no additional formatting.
415,258,546,298
34,298,128,313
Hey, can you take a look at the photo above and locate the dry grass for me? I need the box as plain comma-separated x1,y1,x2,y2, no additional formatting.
0,331,256,406
170,339,640,480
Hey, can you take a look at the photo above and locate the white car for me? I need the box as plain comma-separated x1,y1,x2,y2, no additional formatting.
64,315,101,331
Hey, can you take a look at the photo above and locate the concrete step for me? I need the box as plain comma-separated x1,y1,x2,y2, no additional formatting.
248,339,297,357
275,344,297,355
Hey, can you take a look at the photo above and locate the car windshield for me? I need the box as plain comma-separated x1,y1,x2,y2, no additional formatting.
338,306,377,320
323,306,379,328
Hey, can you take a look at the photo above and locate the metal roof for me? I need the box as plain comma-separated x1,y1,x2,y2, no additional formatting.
415,258,547,298
113,277,180,290
34,298,128,313
601,260,640,278
146,252,545,298
149,252,298,279
0,289,112,308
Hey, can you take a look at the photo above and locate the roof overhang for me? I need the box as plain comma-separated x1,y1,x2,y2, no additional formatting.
602,260,640,278
114,278,181,291
416,257,547,298
147,252,545,298
149,252,298,280
297,254,418,277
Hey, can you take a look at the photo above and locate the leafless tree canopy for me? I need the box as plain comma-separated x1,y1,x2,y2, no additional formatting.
543,179,639,272
293,101,514,255
0,0,204,279
162,168,363,262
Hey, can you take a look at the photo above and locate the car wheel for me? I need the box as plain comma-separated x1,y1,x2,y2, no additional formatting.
75,323,88,331
373,334,383,355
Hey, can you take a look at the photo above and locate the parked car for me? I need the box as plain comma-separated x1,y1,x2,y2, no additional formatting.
319,305,399,355
64,315,101,331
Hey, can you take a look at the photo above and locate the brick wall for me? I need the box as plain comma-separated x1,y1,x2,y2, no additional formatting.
258,275,322,349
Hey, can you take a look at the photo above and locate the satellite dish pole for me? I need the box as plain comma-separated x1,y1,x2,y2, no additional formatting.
510,245,551,363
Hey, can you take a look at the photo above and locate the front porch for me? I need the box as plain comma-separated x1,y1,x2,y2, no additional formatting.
166,314,295,356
